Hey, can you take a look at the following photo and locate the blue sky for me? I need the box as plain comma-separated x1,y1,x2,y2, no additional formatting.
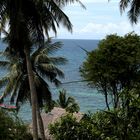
52,0,140,40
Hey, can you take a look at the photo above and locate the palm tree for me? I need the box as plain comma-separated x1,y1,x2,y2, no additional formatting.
114,0,140,24
0,40,67,139
0,1,84,139
55,89,80,113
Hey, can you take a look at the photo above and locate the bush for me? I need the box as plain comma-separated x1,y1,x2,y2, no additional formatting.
49,114,79,140
49,113,101,140
49,109,140,140
0,109,32,140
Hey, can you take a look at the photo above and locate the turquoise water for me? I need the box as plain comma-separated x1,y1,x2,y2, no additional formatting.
51,39,105,111
0,39,106,121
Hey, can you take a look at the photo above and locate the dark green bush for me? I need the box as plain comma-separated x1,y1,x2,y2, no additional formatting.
49,109,140,140
49,113,102,140
0,109,32,140
49,114,79,140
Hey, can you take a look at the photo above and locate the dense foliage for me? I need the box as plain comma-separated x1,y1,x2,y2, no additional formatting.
0,1,84,139
0,40,67,140
0,40,66,108
0,109,32,140
49,107,140,140
49,33,140,140
80,33,140,110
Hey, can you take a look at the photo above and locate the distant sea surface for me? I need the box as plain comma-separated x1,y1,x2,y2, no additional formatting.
0,39,105,122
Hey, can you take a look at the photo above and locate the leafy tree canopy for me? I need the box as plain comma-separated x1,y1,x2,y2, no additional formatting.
80,32,140,109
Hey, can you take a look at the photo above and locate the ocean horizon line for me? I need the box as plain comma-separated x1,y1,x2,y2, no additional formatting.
53,38,100,41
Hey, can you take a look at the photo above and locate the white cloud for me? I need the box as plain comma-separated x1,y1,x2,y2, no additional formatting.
74,21,140,38
51,1,139,39
80,22,127,33
54,21,140,39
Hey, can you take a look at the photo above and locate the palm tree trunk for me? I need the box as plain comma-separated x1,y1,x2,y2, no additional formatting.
37,104,46,140
24,48,38,140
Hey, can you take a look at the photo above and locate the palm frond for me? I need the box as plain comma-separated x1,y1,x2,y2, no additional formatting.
3,82,13,98
66,96,75,106
34,74,52,108
120,0,131,13
34,54,67,66
0,1,8,37
119,0,140,24
44,41,63,55
0,76,8,89
44,1,73,32
16,76,30,106
37,63,64,78
128,0,140,24
56,89,80,112
10,73,22,104
0,50,19,61
49,57,68,65
66,103,80,113
57,89,67,108
0,60,10,68
52,79,62,87
53,0,86,9
4,70,20,96
34,54,49,64
31,41,63,63
1,68,20,99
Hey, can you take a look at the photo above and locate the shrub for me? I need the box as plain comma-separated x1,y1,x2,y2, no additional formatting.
49,109,140,140
49,114,79,140
0,109,32,140
49,113,101,140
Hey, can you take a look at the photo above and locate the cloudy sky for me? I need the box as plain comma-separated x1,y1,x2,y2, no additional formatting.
52,0,140,40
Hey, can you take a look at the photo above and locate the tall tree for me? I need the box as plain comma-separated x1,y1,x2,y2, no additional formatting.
80,33,140,110
0,1,84,139
0,40,67,139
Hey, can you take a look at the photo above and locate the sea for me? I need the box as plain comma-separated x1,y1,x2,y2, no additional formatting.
0,39,105,122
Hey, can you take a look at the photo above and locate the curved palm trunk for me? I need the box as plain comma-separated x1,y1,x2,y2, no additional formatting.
37,104,46,140
24,48,38,140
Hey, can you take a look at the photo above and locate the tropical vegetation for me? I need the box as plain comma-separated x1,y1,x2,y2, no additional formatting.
56,89,80,113
118,0,140,24
49,33,140,140
0,40,66,108
1,0,140,139
0,109,32,140
49,106,140,140
0,1,84,139
0,40,67,139
44,89,80,113
80,32,140,110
